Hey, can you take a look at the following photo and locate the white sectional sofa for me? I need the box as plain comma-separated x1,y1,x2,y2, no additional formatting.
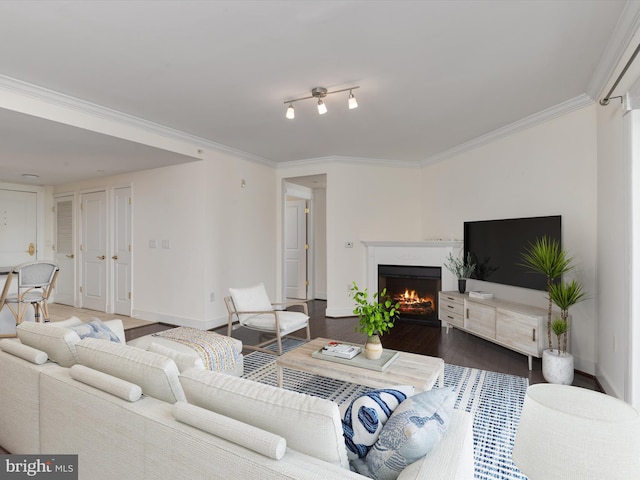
0,320,475,480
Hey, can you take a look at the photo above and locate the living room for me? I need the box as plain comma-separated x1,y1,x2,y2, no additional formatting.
0,1,639,471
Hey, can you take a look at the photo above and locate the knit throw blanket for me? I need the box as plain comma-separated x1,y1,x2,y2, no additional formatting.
154,327,239,371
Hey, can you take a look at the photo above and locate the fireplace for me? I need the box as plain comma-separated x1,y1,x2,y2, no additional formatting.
378,264,442,326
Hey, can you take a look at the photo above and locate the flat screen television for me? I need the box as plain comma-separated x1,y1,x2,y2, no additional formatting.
464,215,561,291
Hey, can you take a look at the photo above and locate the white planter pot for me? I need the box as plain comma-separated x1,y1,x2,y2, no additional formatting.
542,349,574,385
364,334,383,360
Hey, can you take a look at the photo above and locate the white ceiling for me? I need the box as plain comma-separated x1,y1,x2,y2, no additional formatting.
0,0,636,186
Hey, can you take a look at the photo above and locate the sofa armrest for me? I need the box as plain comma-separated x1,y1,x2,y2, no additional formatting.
398,409,475,480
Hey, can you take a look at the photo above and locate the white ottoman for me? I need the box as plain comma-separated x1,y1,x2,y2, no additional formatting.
128,330,244,377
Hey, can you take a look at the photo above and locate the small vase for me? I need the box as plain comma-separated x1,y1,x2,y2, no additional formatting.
542,349,574,385
364,334,383,360
458,279,467,294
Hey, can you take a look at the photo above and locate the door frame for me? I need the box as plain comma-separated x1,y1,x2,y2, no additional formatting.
282,181,314,301
53,192,78,306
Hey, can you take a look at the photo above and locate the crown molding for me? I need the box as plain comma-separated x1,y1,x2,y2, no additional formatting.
276,155,420,169
587,0,640,100
422,94,594,166
0,74,274,167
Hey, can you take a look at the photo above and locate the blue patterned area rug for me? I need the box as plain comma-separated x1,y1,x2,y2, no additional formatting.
243,339,528,480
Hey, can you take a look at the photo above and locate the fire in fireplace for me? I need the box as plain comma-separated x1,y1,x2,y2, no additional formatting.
378,264,442,326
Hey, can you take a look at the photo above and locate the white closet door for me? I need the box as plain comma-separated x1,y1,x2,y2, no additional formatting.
0,189,37,266
81,191,107,311
54,196,75,306
113,186,132,316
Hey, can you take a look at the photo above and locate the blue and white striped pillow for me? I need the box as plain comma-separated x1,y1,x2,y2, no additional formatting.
340,386,415,460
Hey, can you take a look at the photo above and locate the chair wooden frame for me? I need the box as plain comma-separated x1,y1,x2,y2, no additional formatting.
225,296,311,355
0,271,17,338
4,262,59,325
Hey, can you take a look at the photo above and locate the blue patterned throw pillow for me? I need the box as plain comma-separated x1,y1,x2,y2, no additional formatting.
340,386,415,460
70,318,121,343
356,386,455,480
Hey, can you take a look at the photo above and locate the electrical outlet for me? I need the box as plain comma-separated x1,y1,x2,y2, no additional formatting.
210,292,215,302
149,239,157,249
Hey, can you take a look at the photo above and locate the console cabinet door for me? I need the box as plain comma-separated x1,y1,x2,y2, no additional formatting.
464,301,496,338
496,309,540,356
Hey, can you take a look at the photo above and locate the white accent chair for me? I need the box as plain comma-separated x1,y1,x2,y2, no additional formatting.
225,283,310,355
4,261,59,325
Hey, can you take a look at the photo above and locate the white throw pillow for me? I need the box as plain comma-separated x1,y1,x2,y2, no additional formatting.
0,338,48,365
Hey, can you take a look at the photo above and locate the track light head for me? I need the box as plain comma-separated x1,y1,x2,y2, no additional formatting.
348,90,358,109
317,99,327,115
286,103,295,119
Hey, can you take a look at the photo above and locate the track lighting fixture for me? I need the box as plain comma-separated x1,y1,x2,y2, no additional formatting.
284,85,359,119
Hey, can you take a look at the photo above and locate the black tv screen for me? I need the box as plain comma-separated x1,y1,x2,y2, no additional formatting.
464,215,561,291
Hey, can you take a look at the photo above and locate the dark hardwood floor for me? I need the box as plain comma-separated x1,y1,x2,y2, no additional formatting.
211,299,601,391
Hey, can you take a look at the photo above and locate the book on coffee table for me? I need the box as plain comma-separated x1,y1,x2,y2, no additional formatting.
321,341,362,359
311,341,400,372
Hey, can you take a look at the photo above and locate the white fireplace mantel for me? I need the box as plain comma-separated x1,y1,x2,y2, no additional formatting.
362,240,463,294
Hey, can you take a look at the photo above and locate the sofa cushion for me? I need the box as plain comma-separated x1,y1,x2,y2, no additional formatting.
0,338,48,365
69,318,121,343
53,316,85,328
75,338,185,404
179,369,349,469
357,387,456,480
148,342,205,373
173,401,287,460
16,322,81,367
340,385,415,460
70,364,142,402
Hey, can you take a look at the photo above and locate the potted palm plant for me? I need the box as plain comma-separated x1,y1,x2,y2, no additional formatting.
521,236,586,384
350,282,400,359
444,252,476,293
544,279,587,384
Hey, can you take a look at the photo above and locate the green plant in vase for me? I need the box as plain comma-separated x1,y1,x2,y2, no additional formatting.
350,282,400,359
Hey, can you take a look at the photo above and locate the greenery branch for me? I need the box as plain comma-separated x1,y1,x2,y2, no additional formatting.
444,252,476,279
350,282,400,337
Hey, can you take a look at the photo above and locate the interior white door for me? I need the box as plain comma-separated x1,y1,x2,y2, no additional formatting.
285,199,307,299
81,191,107,311
54,196,75,306
0,189,37,266
113,187,132,315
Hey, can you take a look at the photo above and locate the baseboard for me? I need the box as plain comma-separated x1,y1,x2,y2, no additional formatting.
131,309,226,330
324,307,354,318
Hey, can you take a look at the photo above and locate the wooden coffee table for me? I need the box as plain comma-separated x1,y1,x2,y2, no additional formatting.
275,337,444,392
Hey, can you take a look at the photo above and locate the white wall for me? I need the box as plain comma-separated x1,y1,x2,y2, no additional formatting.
53,153,276,329
278,107,599,374
421,106,599,375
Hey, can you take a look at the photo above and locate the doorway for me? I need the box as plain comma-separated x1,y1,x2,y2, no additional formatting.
75,186,132,315
282,174,327,301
